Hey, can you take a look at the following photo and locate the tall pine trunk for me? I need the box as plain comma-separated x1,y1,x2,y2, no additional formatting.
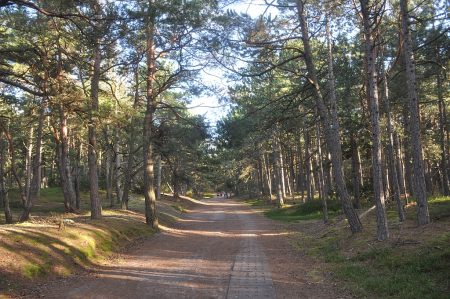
296,0,362,233
273,135,284,207
156,154,162,201
20,103,45,221
58,104,76,212
316,122,328,223
104,128,113,207
381,67,405,222
350,134,362,209
143,0,158,228
88,33,102,219
0,136,12,224
436,64,449,195
400,0,429,225
121,68,140,210
304,129,313,202
360,0,389,240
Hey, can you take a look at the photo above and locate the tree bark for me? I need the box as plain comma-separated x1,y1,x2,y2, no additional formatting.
350,134,361,209
400,0,430,225
381,67,405,222
156,154,162,201
394,132,407,196
360,0,389,240
296,0,362,233
104,128,113,207
437,65,449,195
316,122,328,223
20,103,45,221
25,125,33,200
263,152,273,200
88,32,102,220
58,104,76,212
114,126,123,203
143,0,158,228
273,135,284,207
121,68,140,210
0,137,12,224
74,140,81,210
296,132,305,202
304,129,313,202
279,141,287,198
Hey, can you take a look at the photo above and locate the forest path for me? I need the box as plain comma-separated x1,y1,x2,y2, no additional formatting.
39,197,342,299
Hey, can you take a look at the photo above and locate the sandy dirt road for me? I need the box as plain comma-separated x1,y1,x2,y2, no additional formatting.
38,197,345,299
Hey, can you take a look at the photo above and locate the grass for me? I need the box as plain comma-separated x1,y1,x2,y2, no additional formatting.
259,198,342,222
244,198,341,222
331,233,450,298
282,195,450,299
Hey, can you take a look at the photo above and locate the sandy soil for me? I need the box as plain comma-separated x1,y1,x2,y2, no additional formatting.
31,197,349,299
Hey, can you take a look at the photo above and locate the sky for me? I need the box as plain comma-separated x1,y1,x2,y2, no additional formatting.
187,0,279,126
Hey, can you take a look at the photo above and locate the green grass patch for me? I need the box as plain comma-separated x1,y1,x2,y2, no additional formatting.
332,234,450,298
291,195,450,299
428,196,450,220
265,199,341,222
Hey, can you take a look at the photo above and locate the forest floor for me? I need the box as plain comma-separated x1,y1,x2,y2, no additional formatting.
248,195,450,298
0,192,350,299
2,191,448,299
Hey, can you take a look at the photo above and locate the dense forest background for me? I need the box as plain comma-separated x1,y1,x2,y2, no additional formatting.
0,0,449,242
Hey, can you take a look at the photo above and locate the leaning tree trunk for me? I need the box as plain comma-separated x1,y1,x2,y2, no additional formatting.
400,0,429,225
295,0,362,233
360,0,389,240
143,0,158,228
88,34,102,220
20,103,45,221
